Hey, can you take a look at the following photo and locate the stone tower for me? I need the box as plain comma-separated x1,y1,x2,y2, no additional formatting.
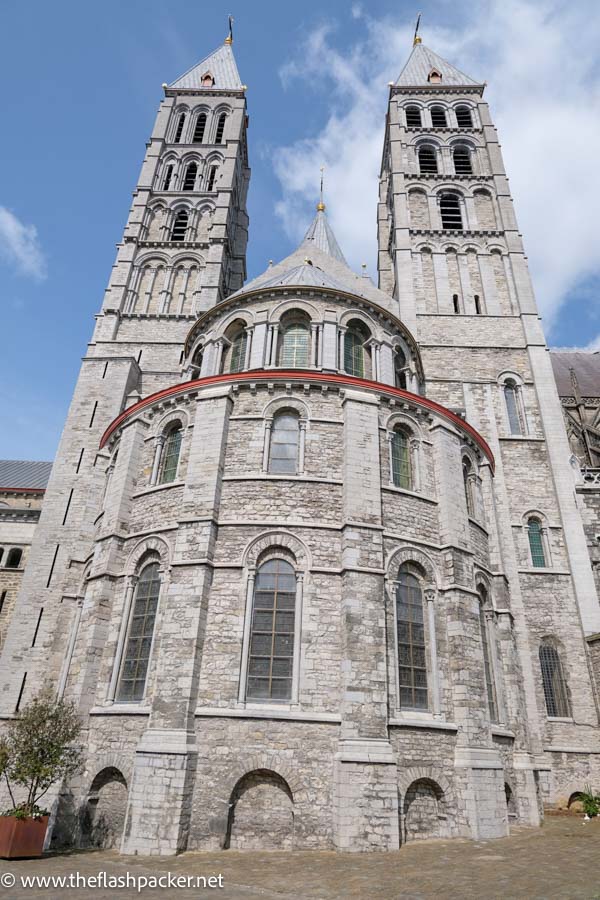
1,29,600,856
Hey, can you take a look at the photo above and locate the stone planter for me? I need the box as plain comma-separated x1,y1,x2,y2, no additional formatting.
0,815,49,858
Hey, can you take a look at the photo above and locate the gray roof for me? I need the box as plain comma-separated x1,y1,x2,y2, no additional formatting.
0,460,52,490
169,43,242,91
396,43,479,87
551,350,600,397
246,262,350,293
303,210,347,264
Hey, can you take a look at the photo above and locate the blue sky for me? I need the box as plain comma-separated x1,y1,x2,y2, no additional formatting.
1,0,599,460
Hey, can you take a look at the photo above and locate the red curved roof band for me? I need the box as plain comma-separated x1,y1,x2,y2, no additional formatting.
99,370,495,472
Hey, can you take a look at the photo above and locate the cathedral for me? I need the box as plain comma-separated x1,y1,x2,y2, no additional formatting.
1,28,600,855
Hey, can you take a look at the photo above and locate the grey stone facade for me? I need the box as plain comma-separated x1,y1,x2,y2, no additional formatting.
1,33,600,855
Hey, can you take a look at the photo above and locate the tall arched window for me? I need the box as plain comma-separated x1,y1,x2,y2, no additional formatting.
228,326,248,373
6,548,23,569
396,567,428,710
215,113,227,144
269,412,300,475
117,562,161,702
247,559,296,701
170,209,189,242
391,427,412,490
456,105,473,128
191,345,204,377
344,322,370,378
193,112,207,143
463,457,475,517
159,424,183,484
453,145,473,174
527,517,546,567
504,379,524,435
173,112,186,144
206,165,219,191
440,193,462,229
418,144,438,174
478,588,498,722
539,641,571,717
280,322,310,368
394,347,407,389
430,106,447,128
182,162,197,191
162,164,174,191
405,106,422,127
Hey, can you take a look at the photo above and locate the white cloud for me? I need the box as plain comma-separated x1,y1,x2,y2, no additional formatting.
272,1,600,338
0,206,47,281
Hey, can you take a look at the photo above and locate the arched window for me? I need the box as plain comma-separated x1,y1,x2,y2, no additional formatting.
246,559,296,701
170,209,189,242
428,69,442,84
269,412,300,475
159,423,183,484
117,562,161,702
418,144,438,174
539,641,571,717
430,106,447,128
453,145,473,175
344,321,370,378
394,347,407,389
191,345,204,377
193,112,207,143
391,427,412,490
440,193,462,230
463,457,475,517
478,587,498,722
456,105,473,128
396,567,428,710
206,165,218,191
173,112,186,144
527,517,546,567
504,379,524,435
6,548,23,569
162,164,174,191
215,113,227,144
201,72,214,87
182,162,197,191
405,106,422,127
280,322,310,368
228,326,248,373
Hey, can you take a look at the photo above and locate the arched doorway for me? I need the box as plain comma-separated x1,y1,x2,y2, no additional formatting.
225,769,294,850
403,778,445,842
82,767,128,849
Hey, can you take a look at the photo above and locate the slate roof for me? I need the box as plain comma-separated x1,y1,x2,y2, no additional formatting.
0,460,52,490
396,42,479,87
551,350,600,397
303,210,347,264
169,43,243,91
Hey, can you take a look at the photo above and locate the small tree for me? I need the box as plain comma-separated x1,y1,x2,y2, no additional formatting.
0,689,82,819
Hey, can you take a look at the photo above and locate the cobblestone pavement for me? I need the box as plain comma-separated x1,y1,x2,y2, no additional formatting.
1,816,599,899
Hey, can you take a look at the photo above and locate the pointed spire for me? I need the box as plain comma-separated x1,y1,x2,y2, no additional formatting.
224,15,234,45
317,166,326,212
301,207,347,264
396,41,479,87
169,35,243,90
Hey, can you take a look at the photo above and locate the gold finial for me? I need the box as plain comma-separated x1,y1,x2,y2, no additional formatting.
225,15,234,44
317,166,326,211
413,13,422,45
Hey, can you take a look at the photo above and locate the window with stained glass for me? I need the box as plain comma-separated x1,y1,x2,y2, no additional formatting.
281,324,310,367
246,559,296,701
396,569,428,710
159,425,182,484
391,428,412,490
344,327,366,377
528,518,546,567
539,642,570,717
117,563,160,702
229,329,248,373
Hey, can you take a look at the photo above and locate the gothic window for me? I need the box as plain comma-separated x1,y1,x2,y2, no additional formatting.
215,113,227,145
116,562,160,702
463,457,475,516
222,322,248,373
394,347,407,389
158,423,183,484
504,379,525,435
162,164,174,191
246,559,296,701
170,209,189,242
478,587,498,722
527,517,546,567
430,106,447,128
173,112,186,144
5,548,23,569
418,144,438,175
405,106,422,127
456,105,474,128
280,321,310,368
191,345,204,377
453,145,473,175
344,321,370,378
269,412,300,475
539,641,571,717
206,165,218,191
193,112,207,143
396,567,428,710
440,193,462,230
391,427,412,490
182,162,197,191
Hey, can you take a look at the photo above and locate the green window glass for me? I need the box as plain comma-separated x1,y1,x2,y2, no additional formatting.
528,518,546,567
117,563,160,702
247,559,296,701
539,643,570,717
391,428,411,489
281,324,309,367
344,329,365,377
396,570,428,710
229,329,248,373
159,426,182,484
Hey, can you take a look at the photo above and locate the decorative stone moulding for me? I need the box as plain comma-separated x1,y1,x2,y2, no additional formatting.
99,369,494,471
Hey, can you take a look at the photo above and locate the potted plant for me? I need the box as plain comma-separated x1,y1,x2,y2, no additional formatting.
0,689,82,858
580,784,600,820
